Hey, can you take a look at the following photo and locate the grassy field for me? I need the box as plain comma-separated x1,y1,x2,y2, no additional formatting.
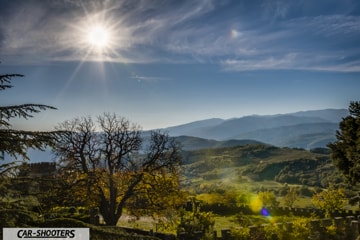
117,215,156,231
116,145,356,234
117,177,357,235
116,178,321,234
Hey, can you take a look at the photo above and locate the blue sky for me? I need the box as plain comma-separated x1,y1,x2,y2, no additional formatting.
0,0,359,130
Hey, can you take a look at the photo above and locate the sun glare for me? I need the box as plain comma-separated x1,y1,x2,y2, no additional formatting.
87,25,110,49
67,9,126,62
77,14,116,55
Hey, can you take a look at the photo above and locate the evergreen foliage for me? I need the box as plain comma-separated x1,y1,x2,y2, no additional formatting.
0,71,59,229
0,73,57,162
328,101,360,186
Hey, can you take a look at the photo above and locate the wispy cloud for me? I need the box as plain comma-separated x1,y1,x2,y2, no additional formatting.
0,0,359,72
284,15,360,37
218,14,360,72
221,52,360,72
131,73,170,83
0,0,216,64
1,2,61,63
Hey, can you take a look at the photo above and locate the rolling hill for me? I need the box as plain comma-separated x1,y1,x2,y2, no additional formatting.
181,143,344,189
163,109,347,149
174,136,263,151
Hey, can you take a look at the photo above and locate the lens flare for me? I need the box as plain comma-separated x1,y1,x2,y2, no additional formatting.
250,195,263,213
260,207,270,217
249,195,273,222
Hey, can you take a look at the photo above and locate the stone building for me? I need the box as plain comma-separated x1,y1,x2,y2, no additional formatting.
28,162,57,178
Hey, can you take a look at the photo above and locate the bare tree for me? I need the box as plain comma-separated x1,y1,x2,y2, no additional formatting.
53,113,182,225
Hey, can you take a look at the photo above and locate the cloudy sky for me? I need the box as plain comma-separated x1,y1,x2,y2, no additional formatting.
1,0,359,130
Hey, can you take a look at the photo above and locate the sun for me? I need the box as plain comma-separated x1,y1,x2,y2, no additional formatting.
77,14,117,56
86,24,110,49
67,10,126,62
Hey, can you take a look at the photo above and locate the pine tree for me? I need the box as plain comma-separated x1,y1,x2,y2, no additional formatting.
328,101,360,186
0,73,57,176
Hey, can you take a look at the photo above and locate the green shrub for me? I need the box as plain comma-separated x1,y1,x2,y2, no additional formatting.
229,227,250,240
39,217,89,228
238,217,311,240
177,199,215,239
262,218,310,240
312,186,345,217
0,209,38,227
234,214,252,227
287,218,311,239
257,191,279,208
0,209,39,239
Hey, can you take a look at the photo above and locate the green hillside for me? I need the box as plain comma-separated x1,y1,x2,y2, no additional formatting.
175,135,263,150
181,144,344,189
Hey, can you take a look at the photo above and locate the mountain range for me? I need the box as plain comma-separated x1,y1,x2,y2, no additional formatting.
162,109,348,149
19,108,348,162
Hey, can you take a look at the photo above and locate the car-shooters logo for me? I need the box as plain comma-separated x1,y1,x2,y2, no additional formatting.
3,228,89,240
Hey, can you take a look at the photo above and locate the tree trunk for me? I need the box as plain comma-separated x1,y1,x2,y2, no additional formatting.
100,198,120,226
103,214,118,226
98,187,120,226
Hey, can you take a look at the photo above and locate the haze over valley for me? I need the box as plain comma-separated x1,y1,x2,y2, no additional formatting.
162,108,347,149
20,108,347,164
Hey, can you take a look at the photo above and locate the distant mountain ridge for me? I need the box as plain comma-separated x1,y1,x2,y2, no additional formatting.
163,109,348,149
174,136,264,151
21,109,348,162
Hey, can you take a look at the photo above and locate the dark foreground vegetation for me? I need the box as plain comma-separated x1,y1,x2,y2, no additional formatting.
1,73,360,239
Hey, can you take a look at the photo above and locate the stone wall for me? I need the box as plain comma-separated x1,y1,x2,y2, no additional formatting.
202,203,360,218
179,215,360,240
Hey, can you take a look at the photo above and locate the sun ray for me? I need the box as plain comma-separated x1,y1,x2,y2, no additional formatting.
55,4,134,107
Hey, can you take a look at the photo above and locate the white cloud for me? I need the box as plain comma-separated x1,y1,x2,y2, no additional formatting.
0,0,217,64
221,53,298,71
1,0,359,73
1,3,56,54
221,52,360,72
285,15,360,36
